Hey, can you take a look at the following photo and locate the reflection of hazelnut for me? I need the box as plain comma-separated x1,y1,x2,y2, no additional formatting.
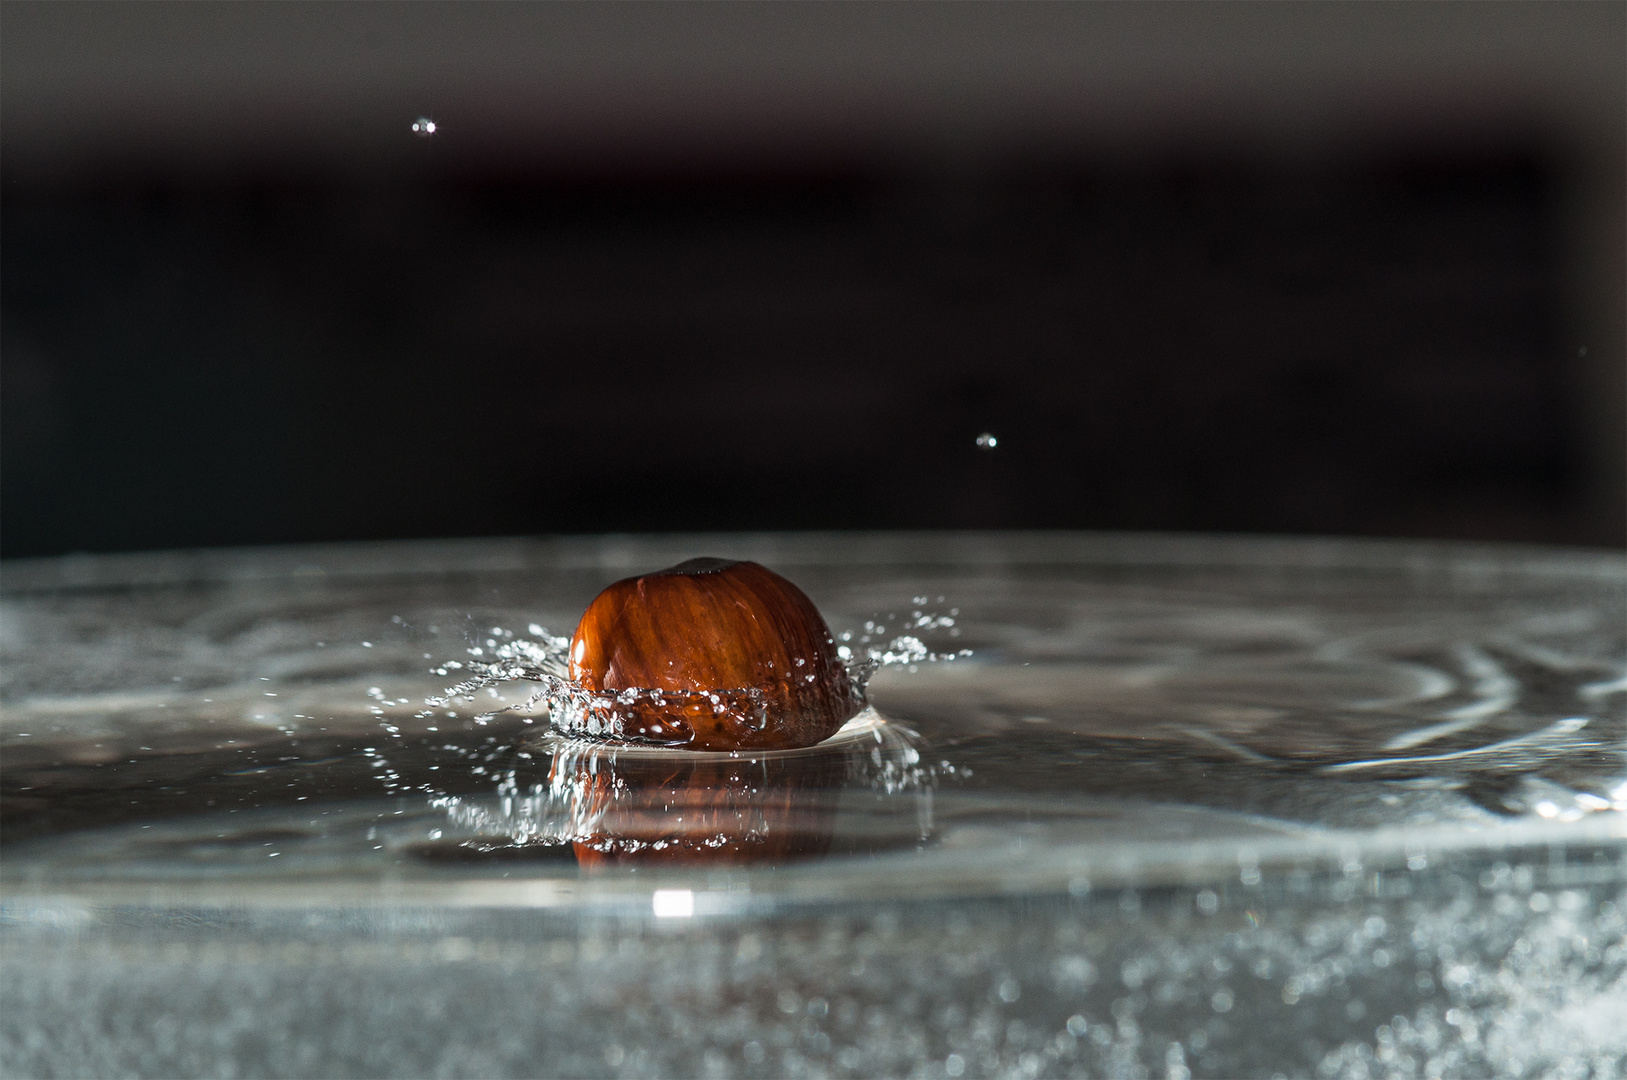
562,750,843,868
568,558,861,750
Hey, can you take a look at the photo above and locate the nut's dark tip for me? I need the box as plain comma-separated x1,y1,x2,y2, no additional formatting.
664,557,741,575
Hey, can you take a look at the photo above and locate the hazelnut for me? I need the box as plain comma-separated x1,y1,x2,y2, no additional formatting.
567,558,861,750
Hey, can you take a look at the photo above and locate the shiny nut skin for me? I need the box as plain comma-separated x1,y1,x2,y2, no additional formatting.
568,558,861,750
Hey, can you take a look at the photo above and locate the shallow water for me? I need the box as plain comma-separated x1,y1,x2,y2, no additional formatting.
2,533,1623,1077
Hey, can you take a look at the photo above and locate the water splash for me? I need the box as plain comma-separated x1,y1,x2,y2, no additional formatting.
404,609,962,848
416,614,968,744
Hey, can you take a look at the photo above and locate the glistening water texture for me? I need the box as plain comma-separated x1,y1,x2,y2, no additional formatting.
403,600,955,853
1,534,1623,1078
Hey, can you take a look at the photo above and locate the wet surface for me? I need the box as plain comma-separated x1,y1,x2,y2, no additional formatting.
1,533,1623,1077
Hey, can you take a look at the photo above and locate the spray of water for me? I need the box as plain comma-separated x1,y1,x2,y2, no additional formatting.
415,611,968,742
388,605,967,847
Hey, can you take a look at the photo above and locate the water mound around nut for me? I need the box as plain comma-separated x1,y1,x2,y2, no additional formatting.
413,559,962,857
432,710,938,865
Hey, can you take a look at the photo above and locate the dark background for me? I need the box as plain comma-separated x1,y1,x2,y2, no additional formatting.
4,3,1623,558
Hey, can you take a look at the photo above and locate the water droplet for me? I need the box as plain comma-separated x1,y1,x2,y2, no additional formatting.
410,117,437,137
975,432,999,450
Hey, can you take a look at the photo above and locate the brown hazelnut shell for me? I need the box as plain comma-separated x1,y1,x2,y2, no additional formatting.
567,558,860,751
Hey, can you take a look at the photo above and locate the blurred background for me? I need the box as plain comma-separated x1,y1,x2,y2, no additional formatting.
3,2,1622,558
